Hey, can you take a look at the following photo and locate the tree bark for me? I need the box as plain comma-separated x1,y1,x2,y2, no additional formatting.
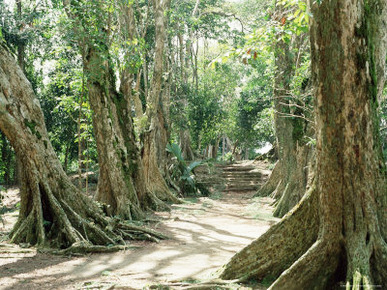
0,44,166,250
256,2,313,218
63,0,174,218
85,46,167,219
116,1,170,211
212,137,220,159
175,13,195,163
180,129,195,161
141,0,179,203
220,0,387,288
220,185,319,283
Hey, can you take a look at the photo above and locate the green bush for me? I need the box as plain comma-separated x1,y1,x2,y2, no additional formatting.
167,143,207,196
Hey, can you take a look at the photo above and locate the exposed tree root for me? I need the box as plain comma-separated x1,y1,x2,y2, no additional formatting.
142,130,181,205
54,243,127,256
269,236,387,289
255,161,282,197
219,184,319,282
256,145,312,218
272,146,311,218
114,220,170,240
269,239,342,289
142,188,173,212
8,166,168,253
221,184,387,289
371,239,387,286
0,42,172,253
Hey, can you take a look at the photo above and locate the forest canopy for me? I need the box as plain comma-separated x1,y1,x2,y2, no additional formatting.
0,0,386,289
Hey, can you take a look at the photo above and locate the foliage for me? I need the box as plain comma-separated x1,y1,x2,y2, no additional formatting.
233,63,275,150
170,0,243,44
0,1,96,173
0,0,311,191
185,61,242,152
166,143,204,196
380,88,387,162
0,133,16,185
40,44,97,172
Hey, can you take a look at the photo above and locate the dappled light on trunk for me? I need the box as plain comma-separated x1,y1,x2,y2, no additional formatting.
0,44,167,252
0,0,386,288
220,0,387,288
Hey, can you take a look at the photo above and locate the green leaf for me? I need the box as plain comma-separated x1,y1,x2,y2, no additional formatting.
166,143,185,164
186,161,202,174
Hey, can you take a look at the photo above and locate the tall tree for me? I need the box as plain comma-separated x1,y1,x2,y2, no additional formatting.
141,0,180,201
63,0,178,219
219,0,387,288
0,43,165,250
256,0,313,218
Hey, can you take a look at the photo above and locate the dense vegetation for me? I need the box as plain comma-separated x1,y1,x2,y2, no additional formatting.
0,0,386,289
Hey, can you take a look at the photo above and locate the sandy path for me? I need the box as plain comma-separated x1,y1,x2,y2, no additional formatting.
0,164,278,289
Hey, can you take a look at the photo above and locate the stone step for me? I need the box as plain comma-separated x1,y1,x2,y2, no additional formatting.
224,177,261,181
223,178,261,182
226,181,260,185
197,181,224,185
226,185,260,191
222,173,262,178
221,167,256,172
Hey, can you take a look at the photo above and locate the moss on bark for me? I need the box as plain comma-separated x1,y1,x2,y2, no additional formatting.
0,43,167,252
220,1,387,288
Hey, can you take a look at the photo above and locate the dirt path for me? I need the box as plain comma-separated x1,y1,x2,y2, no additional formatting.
0,161,278,289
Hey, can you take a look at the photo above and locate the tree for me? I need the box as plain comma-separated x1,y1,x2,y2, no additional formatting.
232,63,275,159
0,43,166,251
62,0,178,219
255,0,313,218
168,0,246,160
141,0,182,202
219,0,387,288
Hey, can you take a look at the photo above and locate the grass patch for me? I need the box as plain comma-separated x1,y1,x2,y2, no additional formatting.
244,198,277,221
183,197,199,204
209,191,223,200
201,200,214,208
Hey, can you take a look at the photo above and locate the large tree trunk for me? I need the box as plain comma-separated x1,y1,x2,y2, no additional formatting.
141,0,179,203
63,0,174,218
220,0,387,288
212,137,220,159
0,44,166,251
116,1,168,209
155,103,170,172
86,45,171,218
271,139,312,217
220,185,319,283
84,50,141,219
256,3,312,217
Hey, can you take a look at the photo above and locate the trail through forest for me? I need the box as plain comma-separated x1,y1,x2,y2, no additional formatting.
0,161,278,290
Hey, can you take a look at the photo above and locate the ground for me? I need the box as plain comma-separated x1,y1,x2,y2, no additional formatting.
0,161,277,290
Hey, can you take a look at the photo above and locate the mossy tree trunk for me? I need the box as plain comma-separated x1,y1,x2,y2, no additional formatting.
63,0,173,219
175,7,197,162
142,0,179,203
116,0,169,209
85,47,146,220
220,0,387,288
155,103,170,173
256,1,313,218
0,44,166,250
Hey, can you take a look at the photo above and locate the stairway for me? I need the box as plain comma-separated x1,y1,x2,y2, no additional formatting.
219,162,263,192
195,161,269,194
